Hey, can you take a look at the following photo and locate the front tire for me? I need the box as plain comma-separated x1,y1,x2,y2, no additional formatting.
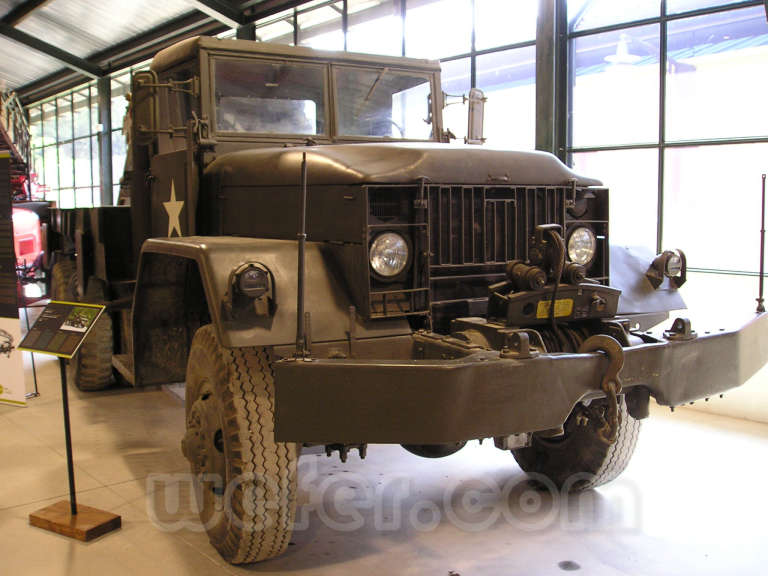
512,397,640,491
182,325,299,564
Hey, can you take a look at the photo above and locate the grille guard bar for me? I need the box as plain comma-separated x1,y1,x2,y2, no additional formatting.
273,313,768,444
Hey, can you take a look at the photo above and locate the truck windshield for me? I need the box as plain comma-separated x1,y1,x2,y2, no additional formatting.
334,66,433,140
213,58,326,136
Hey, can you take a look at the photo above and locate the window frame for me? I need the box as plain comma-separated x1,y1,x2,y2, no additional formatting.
331,63,439,142
207,53,333,144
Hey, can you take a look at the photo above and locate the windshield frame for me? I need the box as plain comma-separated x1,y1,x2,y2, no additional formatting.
331,63,438,143
203,47,442,144
209,54,332,142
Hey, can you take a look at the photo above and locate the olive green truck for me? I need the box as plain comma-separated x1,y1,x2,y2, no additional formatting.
48,36,768,564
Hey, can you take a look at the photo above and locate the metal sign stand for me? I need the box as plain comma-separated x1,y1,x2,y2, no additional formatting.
20,301,121,541
58,358,77,516
22,304,39,399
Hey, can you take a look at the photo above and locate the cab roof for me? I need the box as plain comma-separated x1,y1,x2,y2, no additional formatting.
151,35,442,74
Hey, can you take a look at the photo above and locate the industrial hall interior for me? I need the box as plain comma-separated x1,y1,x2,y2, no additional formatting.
1,0,768,574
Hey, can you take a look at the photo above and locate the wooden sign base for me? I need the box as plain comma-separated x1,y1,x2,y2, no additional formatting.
29,501,121,542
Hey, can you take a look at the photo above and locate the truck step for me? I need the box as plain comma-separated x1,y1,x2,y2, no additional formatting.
111,354,135,386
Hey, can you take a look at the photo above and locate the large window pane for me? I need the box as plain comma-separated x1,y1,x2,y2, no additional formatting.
74,138,92,188
76,187,94,208
112,130,127,187
406,0,472,60
663,143,768,273
571,148,659,253
666,6,768,141
43,146,58,190
73,88,91,139
58,142,74,189
298,2,343,50
568,0,660,33
111,74,131,129
42,102,56,144
477,46,536,150
91,135,100,188
58,189,75,209
348,0,402,56
667,0,749,15
571,24,660,147
475,0,537,50
678,272,759,326
31,148,44,183
91,85,100,130
56,96,72,142
28,106,42,148
440,57,470,142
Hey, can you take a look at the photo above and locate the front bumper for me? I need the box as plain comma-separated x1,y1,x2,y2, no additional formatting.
274,313,768,444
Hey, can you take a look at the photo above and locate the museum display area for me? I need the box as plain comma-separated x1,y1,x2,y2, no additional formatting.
1,0,768,574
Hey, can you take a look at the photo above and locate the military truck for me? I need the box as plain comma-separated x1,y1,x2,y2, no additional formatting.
49,36,768,564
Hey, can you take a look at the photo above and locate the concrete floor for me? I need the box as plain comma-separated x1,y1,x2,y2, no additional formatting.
2,353,768,576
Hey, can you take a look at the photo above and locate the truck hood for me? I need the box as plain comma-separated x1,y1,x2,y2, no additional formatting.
205,143,602,187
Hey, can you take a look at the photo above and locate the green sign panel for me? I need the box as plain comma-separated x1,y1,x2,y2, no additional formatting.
18,301,105,359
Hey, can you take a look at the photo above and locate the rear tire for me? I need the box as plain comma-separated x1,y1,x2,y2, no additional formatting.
69,277,114,391
182,325,299,564
512,397,640,491
50,259,77,301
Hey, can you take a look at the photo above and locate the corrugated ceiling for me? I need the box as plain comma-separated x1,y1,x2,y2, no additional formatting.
0,0,300,99
15,0,194,58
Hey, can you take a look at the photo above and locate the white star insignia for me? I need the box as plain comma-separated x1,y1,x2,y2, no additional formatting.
163,179,184,237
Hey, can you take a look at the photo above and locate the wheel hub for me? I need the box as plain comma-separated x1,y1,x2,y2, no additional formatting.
182,391,226,485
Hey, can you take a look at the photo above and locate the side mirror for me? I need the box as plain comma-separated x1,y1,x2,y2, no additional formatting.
132,70,159,146
465,88,486,145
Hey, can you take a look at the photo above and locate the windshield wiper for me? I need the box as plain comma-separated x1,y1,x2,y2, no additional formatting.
364,67,389,102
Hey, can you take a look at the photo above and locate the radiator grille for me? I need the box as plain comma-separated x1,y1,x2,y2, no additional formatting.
364,184,608,323
428,185,568,266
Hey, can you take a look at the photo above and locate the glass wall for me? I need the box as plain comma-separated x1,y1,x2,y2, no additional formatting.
249,0,539,147
567,0,768,281
27,63,149,207
109,64,151,204
28,84,100,208
415,0,538,148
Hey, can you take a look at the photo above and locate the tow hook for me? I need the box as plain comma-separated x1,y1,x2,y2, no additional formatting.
578,334,624,444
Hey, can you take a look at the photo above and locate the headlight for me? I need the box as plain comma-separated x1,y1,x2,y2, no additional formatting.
369,232,409,278
647,249,687,289
665,250,683,277
567,227,597,266
237,265,269,298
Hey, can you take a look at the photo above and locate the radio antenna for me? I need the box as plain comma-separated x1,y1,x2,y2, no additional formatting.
758,173,766,313
296,153,308,355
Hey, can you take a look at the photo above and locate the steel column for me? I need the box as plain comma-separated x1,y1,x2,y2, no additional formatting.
536,0,557,154
236,22,257,40
97,76,112,206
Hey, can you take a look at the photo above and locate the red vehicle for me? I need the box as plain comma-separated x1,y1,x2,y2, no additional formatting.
13,207,43,270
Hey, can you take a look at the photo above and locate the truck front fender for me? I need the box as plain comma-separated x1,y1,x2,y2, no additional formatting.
611,245,686,329
133,236,410,386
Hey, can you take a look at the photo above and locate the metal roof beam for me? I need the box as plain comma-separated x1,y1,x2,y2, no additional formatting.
0,23,102,78
244,0,308,19
190,0,246,28
1,0,52,26
17,1,315,103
